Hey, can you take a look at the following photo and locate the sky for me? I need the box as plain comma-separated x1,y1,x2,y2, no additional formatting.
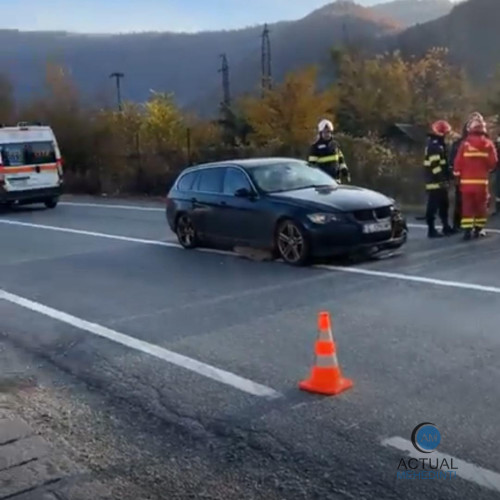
0,0,460,33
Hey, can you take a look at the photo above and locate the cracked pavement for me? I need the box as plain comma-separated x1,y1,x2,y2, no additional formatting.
1,196,500,499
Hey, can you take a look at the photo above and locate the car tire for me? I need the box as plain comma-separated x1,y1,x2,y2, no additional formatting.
176,213,198,249
44,198,58,209
275,218,310,266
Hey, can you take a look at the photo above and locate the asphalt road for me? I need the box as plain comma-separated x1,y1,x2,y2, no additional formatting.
1,196,500,499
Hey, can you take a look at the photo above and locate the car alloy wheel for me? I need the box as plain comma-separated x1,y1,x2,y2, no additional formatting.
44,198,58,209
276,219,309,266
176,214,197,249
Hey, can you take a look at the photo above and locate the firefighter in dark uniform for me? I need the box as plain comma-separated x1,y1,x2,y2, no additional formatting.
424,120,454,238
308,119,350,183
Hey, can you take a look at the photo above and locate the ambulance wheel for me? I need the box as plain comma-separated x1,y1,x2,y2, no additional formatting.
44,198,58,209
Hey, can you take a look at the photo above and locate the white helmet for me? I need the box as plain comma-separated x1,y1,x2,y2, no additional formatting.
318,119,334,132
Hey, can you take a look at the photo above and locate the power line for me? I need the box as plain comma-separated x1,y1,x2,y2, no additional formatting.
261,24,272,96
109,72,124,111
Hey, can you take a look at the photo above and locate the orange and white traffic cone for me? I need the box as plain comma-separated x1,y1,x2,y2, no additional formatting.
299,311,353,396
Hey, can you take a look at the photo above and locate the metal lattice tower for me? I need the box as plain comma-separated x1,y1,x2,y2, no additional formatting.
261,24,272,95
218,53,231,108
109,72,124,111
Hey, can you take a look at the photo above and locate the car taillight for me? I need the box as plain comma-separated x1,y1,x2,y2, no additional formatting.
56,158,63,176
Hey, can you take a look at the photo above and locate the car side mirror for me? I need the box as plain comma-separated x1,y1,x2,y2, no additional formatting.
234,187,254,198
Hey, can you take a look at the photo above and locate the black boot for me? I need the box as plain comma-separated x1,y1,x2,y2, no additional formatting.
463,229,472,241
428,228,443,238
442,225,456,236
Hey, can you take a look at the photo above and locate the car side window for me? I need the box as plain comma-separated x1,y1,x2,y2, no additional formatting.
197,168,224,193
223,167,251,195
177,171,196,191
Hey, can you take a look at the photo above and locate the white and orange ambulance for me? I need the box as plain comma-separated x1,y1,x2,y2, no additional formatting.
0,122,63,209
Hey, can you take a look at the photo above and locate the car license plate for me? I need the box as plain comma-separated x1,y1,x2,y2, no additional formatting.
363,220,391,233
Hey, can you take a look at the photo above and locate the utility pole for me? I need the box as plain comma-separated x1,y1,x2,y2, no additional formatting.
261,24,272,96
109,72,125,111
218,54,231,108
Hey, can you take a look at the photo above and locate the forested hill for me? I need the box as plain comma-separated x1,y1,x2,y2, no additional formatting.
0,0,456,112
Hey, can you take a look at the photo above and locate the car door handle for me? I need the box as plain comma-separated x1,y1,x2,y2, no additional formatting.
220,201,227,206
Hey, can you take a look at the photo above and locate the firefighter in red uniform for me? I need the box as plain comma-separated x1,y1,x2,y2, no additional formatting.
453,118,498,240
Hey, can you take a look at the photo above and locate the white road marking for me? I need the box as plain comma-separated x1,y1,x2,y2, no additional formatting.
408,223,500,235
0,219,179,247
0,288,282,399
60,201,164,212
382,436,500,493
3,219,500,296
317,264,500,295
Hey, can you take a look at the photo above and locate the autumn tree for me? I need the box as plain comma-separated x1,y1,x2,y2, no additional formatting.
408,48,471,127
336,50,412,136
241,67,336,155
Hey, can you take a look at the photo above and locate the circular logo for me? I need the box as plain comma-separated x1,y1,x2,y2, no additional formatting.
411,423,441,453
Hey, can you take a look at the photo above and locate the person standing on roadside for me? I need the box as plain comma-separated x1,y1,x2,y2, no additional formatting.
454,118,498,239
308,119,351,184
423,120,454,238
449,112,486,231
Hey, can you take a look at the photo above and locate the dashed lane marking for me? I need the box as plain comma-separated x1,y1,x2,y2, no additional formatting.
382,436,500,493
0,288,282,399
2,219,500,296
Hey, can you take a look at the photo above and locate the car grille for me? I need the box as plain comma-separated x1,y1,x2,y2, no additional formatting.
352,206,392,222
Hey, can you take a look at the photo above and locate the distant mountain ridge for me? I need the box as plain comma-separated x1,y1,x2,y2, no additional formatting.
372,0,454,26
0,0,479,116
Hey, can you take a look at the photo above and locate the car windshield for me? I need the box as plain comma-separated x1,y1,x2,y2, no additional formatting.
249,160,338,193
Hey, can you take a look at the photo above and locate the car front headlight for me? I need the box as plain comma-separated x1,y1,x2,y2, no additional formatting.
306,213,341,224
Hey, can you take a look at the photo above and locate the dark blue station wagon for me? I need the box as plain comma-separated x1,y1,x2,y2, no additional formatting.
166,158,408,265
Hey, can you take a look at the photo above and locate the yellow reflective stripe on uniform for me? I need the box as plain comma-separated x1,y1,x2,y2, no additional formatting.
316,155,339,163
426,183,441,190
424,160,431,166
428,154,442,162
463,152,489,158
461,179,488,185
308,156,319,162
440,159,447,165
461,217,474,229
432,166,442,174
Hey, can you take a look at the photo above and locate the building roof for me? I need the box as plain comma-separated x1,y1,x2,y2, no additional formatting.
385,123,428,144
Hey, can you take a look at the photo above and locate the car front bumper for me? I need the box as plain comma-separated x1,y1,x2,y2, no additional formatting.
0,186,63,205
306,214,408,257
